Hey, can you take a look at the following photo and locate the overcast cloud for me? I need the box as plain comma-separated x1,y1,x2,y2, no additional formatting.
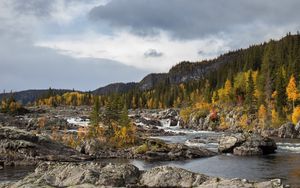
0,0,299,91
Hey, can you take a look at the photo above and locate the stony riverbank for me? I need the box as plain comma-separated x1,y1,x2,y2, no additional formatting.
1,161,286,188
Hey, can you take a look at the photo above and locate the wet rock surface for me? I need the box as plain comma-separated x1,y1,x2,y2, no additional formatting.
0,126,90,166
218,133,277,156
3,162,286,188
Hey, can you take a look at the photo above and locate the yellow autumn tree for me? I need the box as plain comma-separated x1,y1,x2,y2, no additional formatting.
224,79,233,102
286,75,298,110
258,104,267,128
292,106,300,124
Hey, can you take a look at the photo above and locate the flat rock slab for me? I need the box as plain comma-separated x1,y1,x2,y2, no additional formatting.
0,126,90,166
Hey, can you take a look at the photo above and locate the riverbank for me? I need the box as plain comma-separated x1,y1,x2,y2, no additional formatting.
1,161,285,188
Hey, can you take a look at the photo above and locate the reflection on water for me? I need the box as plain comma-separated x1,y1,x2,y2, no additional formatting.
0,166,36,183
131,153,300,186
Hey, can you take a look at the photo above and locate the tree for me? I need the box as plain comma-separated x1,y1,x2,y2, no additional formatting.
119,106,130,127
90,96,101,126
245,71,255,106
286,75,298,110
292,106,300,124
258,104,267,128
275,68,287,118
89,96,101,138
224,79,233,103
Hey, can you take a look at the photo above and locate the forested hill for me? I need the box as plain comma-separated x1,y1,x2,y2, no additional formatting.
95,33,300,95
2,33,300,106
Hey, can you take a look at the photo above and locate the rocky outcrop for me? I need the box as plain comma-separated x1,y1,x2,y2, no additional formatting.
5,162,285,188
218,133,277,156
278,122,298,138
140,165,209,187
134,139,215,161
0,126,90,166
9,162,140,188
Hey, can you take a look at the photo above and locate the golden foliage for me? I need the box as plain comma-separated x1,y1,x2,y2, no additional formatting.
292,106,300,125
286,75,299,108
239,114,249,129
258,104,267,128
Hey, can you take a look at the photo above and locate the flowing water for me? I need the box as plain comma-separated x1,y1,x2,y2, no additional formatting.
136,128,300,187
1,127,300,187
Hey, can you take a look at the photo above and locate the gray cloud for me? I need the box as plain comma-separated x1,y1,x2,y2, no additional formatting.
11,0,53,17
89,0,300,39
144,49,163,58
0,38,148,92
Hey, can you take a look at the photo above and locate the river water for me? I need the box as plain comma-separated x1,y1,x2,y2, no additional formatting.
1,128,300,187
133,129,300,187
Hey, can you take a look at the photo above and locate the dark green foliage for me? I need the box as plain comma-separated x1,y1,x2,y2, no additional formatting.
245,71,255,106
275,68,287,118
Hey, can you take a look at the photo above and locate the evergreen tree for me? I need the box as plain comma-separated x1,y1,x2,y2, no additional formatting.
275,68,287,118
245,71,255,106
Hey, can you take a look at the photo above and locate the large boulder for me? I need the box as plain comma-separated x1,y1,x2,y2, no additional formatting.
218,133,277,156
140,166,209,187
278,122,298,138
0,126,90,166
135,139,215,161
218,133,246,153
11,162,140,188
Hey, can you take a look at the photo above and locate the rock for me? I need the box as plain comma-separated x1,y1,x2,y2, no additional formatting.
218,133,246,153
0,126,90,166
218,133,277,156
170,118,178,126
159,109,178,119
261,128,278,137
295,121,300,133
9,162,286,188
278,122,298,138
11,162,140,187
135,139,215,161
138,117,162,127
140,166,209,187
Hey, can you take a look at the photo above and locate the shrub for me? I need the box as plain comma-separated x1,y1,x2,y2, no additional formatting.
135,143,149,154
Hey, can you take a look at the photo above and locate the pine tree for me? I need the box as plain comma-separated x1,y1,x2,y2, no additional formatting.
90,96,101,127
275,68,287,118
245,71,255,106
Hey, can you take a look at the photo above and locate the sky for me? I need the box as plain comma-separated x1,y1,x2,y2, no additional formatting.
1,0,300,92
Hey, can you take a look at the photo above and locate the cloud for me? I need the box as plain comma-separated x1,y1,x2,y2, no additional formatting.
0,37,147,92
89,0,300,40
35,31,230,72
0,0,147,92
1,0,300,92
144,49,163,58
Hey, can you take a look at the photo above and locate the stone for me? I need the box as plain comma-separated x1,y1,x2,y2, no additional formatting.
140,166,209,187
0,126,90,166
8,163,286,188
218,133,246,153
278,122,298,138
11,162,140,187
218,133,277,156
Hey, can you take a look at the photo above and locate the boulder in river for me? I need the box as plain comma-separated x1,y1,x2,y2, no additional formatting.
278,122,298,138
5,162,286,188
134,139,216,161
218,133,277,156
0,126,90,166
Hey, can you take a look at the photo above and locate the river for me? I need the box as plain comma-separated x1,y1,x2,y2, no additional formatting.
1,128,300,187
